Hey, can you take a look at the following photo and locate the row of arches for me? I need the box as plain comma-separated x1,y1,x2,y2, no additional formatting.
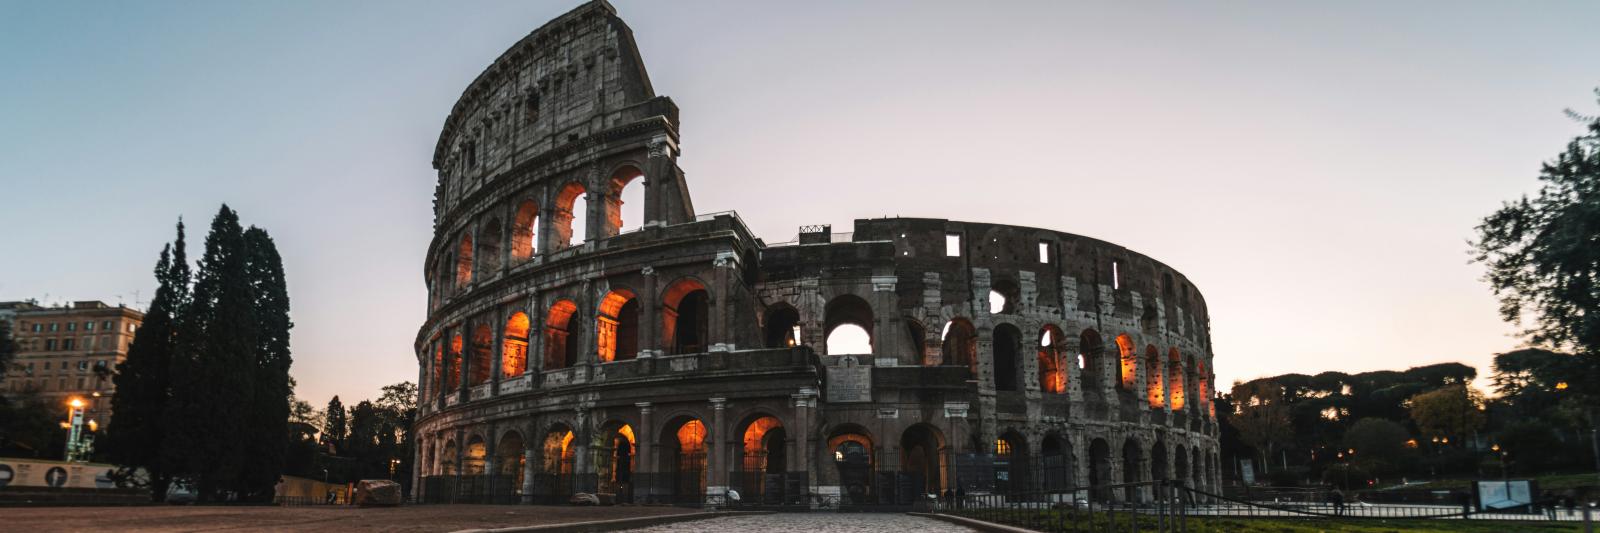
433,166,647,307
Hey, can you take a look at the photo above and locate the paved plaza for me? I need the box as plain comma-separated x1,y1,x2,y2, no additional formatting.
618,513,975,533
0,504,702,532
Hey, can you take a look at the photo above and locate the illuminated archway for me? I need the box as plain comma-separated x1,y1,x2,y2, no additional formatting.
469,324,492,386
1145,345,1164,408
464,435,487,475
941,318,977,372
996,430,1030,495
544,300,579,369
477,217,502,278
596,422,636,498
511,200,537,261
497,431,526,493
440,439,459,475
735,415,787,502
445,332,463,393
605,166,645,236
455,233,474,289
1041,433,1070,489
597,289,639,362
824,294,874,355
763,305,801,348
1116,333,1137,391
1168,348,1186,410
660,417,707,503
827,426,874,505
542,425,576,477
662,279,709,355
502,312,530,377
1079,329,1105,393
1038,325,1067,394
555,181,587,248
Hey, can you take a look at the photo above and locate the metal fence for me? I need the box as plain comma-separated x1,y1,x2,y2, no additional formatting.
938,480,1599,532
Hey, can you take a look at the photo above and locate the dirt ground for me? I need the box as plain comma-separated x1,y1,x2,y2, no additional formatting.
0,504,704,532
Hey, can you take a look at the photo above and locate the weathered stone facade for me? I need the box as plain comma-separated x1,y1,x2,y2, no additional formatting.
414,0,1220,506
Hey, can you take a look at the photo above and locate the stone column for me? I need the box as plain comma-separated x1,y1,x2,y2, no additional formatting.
635,402,655,502
572,406,594,493
638,267,660,358
457,326,471,404
710,253,734,351
490,310,504,395
643,135,675,226
521,446,537,504
791,389,814,477
707,397,727,506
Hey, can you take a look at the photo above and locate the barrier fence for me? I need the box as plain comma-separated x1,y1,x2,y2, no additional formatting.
938,480,1599,532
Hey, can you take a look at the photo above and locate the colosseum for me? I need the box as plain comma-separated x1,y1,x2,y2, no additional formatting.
414,0,1220,507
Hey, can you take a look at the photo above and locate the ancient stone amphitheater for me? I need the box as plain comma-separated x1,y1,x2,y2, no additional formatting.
414,0,1220,507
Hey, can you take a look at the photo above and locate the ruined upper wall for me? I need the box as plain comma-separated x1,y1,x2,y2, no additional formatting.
431,0,668,222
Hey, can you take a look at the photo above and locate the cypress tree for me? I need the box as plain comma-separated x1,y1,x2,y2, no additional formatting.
324,396,347,452
239,227,293,500
163,205,258,502
107,220,189,501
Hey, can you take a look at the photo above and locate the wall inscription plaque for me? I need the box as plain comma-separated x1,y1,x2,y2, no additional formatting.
826,355,872,403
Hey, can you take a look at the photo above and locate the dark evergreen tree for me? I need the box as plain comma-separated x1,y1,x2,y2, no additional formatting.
0,318,16,383
106,220,189,501
163,205,259,502
323,395,346,452
236,226,293,501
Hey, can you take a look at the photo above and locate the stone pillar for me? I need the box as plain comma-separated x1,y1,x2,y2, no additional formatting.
792,388,816,477
635,402,654,502
707,397,728,506
490,311,504,394
638,267,660,358
521,446,537,504
710,252,734,351
457,326,471,404
643,135,676,226
572,407,593,493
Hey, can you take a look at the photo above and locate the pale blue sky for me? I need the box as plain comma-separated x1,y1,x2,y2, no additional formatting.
2,1,1596,407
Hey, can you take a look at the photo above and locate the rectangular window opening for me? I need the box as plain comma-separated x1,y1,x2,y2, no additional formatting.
1112,261,1121,290
1038,242,1050,263
945,234,961,257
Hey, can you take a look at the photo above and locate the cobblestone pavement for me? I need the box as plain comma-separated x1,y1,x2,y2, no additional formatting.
618,513,976,532
0,504,700,532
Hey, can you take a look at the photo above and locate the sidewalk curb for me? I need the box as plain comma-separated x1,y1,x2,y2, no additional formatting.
908,512,1040,533
455,510,771,533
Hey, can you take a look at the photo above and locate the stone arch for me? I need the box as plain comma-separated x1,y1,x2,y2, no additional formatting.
603,164,645,237
431,341,447,399
659,415,708,503
1145,345,1164,408
1191,445,1202,488
597,289,640,362
464,434,488,475
511,199,538,261
455,232,474,289
1151,440,1168,482
1040,432,1071,490
735,413,788,502
941,318,978,372
1038,324,1067,394
1115,333,1137,391
469,323,493,386
497,431,526,491
544,300,579,369
1173,445,1189,487
988,278,1020,315
996,429,1030,494
992,323,1022,391
661,278,710,355
477,215,503,278
763,304,801,349
827,423,875,505
823,294,874,355
540,423,577,476
502,312,530,377
1121,437,1144,501
445,332,463,393
1195,358,1210,414
1168,348,1187,410
440,438,460,475
1079,329,1106,394
900,423,946,495
554,181,587,248
1088,437,1112,501
904,317,927,365
595,420,636,498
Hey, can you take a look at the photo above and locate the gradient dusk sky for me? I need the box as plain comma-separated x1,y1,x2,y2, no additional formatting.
3,1,1597,408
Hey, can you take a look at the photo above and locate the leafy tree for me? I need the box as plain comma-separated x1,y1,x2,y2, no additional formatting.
1472,91,1600,360
1407,384,1486,441
0,391,60,459
163,205,259,502
1342,418,1412,476
1229,380,1293,474
323,395,346,451
106,220,189,501
237,227,293,501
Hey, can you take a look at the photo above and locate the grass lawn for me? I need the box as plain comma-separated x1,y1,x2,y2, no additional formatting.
1191,517,1581,532
1395,473,1597,491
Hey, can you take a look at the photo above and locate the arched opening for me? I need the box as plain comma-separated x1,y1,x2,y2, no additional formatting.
477,217,502,278
1088,438,1112,501
464,435,487,475
597,289,639,362
432,342,446,399
996,430,1030,495
992,324,1021,391
824,294,874,355
502,312,530,377
1116,334,1137,391
440,439,459,475
1151,441,1168,483
989,279,1019,314
1195,359,1210,414
763,305,801,348
1173,446,1189,488
497,432,526,497
1145,345,1164,408
455,233,474,289
606,167,645,236
1122,438,1143,502
660,417,707,504
900,423,945,497
1041,433,1070,490
469,324,493,386
555,181,587,248
539,425,576,502
596,422,635,500
1168,348,1187,410
544,300,579,370
1079,329,1105,395
905,318,927,365
662,279,709,355
735,415,788,504
511,200,537,261
1191,446,1203,488
828,427,874,505
446,333,463,393
941,318,977,372
1038,325,1066,394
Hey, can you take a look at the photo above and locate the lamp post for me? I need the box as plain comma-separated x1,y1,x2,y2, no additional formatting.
943,399,970,507
61,396,95,462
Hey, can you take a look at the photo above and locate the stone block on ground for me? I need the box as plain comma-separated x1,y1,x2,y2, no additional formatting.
353,479,402,507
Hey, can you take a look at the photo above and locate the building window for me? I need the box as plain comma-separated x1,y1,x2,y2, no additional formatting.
62,338,74,351
945,233,961,257
77,360,88,371
1112,261,1121,290
66,322,76,331
85,321,95,331
45,339,56,351
1038,241,1050,263
49,323,58,332
102,321,112,330
31,323,41,332
127,324,136,333
43,362,51,370
94,360,108,371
